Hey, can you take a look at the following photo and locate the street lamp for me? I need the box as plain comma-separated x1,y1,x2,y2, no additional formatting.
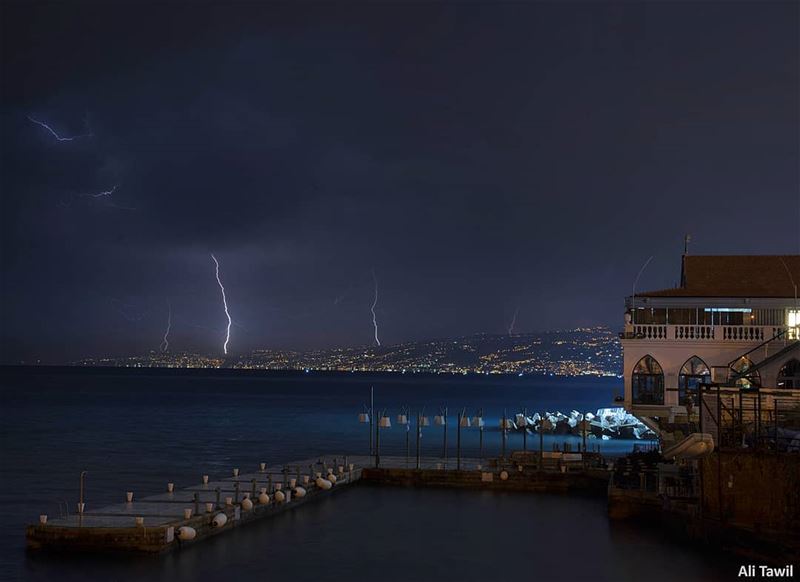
416,410,429,469
434,406,448,466
499,409,513,460
518,407,529,452
472,409,485,462
397,406,410,466
457,408,470,470
357,387,375,456
375,410,391,468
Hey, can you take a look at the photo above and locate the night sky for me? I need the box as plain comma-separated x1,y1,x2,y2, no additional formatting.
1,1,798,363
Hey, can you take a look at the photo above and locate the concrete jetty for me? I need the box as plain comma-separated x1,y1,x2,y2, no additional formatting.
26,452,609,554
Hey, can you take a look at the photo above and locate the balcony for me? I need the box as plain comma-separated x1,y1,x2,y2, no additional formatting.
620,324,788,342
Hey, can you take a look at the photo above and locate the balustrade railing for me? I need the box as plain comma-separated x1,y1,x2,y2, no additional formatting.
625,324,787,342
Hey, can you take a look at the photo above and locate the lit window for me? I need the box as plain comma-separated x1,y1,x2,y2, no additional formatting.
789,310,799,340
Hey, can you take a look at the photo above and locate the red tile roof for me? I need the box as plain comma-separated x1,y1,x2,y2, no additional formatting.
640,255,800,298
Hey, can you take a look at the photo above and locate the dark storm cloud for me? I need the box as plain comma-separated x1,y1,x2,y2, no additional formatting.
1,1,798,362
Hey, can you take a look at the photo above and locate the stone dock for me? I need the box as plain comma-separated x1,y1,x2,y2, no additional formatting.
26,452,609,554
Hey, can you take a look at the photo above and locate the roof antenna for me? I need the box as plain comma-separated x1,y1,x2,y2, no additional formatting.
683,234,691,255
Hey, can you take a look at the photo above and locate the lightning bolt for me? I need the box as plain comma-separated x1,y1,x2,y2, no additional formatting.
508,307,519,337
27,115,93,141
211,254,232,355
160,302,172,352
86,185,117,198
371,269,381,346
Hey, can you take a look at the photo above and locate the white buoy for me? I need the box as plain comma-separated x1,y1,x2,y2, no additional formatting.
274,490,286,502
212,513,227,528
328,474,337,484
202,475,209,485
500,470,509,481
183,508,193,519
126,491,134,503
205,502,214,513
258,492,270,504
177,526,197,540
39,515,47,525
315,478,332,490
135,516,144,527
293,486,307,498
167,483,174,493
241,498,254,511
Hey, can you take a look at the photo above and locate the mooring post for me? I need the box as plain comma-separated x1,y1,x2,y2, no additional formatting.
193,492,200,515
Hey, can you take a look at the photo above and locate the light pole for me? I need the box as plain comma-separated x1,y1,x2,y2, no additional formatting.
519,407,528,452
397,406,410,466
457,408,470,470
416,410,429,469
500,409,511,460
472,409,485,462
375,409,391,468
434,406,448,466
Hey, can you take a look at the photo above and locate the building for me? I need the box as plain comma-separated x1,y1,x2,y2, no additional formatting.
619,254,800,437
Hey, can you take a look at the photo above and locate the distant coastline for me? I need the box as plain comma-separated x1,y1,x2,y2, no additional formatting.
6,327,622,378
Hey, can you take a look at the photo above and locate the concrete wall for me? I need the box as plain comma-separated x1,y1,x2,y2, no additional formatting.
701,452,800,533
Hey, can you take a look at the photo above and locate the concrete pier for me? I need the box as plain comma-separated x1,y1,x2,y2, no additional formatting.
26,453,610,554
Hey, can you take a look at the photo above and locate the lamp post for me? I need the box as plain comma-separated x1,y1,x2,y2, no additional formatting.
472,409,485,462
434,406,448,466
397,406,410,467
540,412,553,470
358,386,375,457
417,410,429,469
457,408,470,471
500,409,511,460
375,410,391,468
519,407,528,452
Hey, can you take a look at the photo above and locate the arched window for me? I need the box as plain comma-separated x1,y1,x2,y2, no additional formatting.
632,355,664,405
679,356,710,406
731,356,761,388
777,359,800,389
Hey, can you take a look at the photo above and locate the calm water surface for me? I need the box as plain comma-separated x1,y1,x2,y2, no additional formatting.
0,368,734,581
